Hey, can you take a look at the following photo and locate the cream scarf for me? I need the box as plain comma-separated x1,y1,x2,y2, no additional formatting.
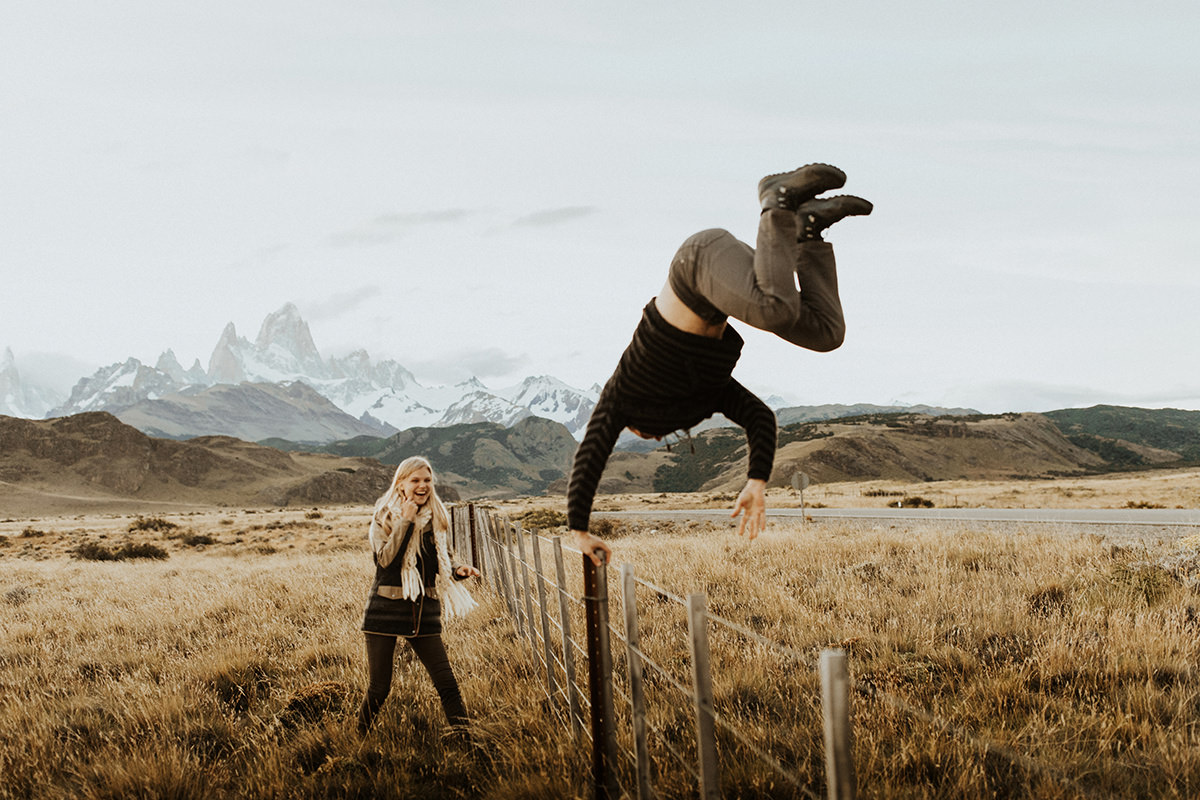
372,505,477,620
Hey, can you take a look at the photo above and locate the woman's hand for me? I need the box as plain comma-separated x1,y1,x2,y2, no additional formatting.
397,490,419,523
731,478,767,539
573,529,612,566
454,565,481,579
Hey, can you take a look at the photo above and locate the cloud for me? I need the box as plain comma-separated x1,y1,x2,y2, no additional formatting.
302,286,381,322
408,347,531,384
940,380,1200,415
510,206,598,228
9,351,99,394
327,209,476,247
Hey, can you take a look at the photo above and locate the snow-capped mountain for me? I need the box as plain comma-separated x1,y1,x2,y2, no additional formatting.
40,303,599,442
498,375,599,433
1,348,64,419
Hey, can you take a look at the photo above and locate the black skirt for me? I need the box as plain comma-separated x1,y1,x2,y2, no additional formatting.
361,587,443,638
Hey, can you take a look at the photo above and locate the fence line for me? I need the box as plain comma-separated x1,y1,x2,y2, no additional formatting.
447,503,1089,800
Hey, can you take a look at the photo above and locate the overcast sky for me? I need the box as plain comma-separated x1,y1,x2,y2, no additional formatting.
3,1,1198,413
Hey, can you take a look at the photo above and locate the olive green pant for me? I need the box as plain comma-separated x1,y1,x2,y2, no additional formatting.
668,208,845,351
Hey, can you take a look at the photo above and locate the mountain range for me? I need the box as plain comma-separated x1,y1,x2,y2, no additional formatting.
5,405,1197,512
2,303,974,445
2,304,601,443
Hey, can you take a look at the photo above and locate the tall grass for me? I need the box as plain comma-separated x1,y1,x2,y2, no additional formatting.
1,513,1197,799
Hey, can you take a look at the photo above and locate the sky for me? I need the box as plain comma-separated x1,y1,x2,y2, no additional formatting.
3,1,1198,413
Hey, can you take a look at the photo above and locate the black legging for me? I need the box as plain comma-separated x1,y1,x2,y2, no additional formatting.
357,632,468,732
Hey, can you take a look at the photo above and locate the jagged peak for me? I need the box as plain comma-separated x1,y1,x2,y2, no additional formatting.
254,303,321,361
2,347,14,368
216,322,239,346
156,349,182,370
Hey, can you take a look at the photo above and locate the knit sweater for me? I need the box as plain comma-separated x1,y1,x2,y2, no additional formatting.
567,300,777,532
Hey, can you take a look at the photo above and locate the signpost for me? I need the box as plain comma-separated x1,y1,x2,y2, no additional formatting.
792,471,810,525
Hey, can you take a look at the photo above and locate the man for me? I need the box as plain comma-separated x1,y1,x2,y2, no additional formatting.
568,163,872,564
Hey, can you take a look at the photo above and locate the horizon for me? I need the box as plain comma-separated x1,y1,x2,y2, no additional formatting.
4,2,1198,414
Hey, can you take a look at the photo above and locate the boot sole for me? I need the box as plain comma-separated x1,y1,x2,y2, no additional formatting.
758,163,847,205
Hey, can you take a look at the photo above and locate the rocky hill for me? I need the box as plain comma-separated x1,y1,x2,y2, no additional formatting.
561,412,1113,495
0,412,394,515
288,416,581,499
114,381,394,443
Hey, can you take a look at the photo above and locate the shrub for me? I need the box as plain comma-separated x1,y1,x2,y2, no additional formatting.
20,527,46,537
128,516,178,533
899,496,935,508
517,508,568,529
72,540,170,561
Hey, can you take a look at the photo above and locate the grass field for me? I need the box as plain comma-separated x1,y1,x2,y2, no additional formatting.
1,499,1198,799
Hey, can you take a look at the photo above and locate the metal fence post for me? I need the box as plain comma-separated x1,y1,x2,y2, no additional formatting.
584,555,619,800
820,649,856,800
554,536,583,739
687,593,720,800
621,563,652,800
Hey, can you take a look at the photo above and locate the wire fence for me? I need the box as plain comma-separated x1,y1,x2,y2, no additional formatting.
448,503,1094,800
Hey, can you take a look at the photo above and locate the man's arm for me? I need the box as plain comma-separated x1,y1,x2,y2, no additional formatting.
720,380,777,539
567,392,625,564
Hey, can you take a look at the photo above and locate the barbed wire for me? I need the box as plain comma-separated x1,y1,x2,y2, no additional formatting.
460,505,1099,799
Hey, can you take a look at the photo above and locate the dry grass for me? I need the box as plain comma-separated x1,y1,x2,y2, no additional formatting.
1,501,1199,799
483,467,1200,516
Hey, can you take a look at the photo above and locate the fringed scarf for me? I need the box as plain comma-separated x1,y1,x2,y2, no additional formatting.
371,505,477,620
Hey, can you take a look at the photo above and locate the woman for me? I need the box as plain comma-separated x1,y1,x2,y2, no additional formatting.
357,456,480,735
570,163,872,564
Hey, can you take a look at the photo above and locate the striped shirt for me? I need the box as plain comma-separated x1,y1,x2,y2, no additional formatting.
567,300,777,532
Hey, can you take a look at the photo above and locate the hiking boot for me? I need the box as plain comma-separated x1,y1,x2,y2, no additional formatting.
758,163,846,211
796,194,873,240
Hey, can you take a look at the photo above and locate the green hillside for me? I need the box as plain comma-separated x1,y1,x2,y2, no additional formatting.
1044,405,1200,464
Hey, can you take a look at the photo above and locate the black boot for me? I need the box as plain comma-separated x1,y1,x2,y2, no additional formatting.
758,163,846,211
796,194,873,240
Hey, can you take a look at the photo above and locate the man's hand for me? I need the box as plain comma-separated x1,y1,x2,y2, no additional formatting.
731,478,767,539
454,565,481,579
572,529,612,566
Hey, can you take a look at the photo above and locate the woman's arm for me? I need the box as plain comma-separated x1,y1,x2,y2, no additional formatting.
371,500,419,568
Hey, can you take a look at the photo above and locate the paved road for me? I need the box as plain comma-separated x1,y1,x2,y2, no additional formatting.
606,507,1200,527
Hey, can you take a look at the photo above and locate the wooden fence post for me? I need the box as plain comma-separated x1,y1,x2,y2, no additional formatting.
820,649,856,800
621,563,652,800
584,555,620,800
553,537,583,738
515,523,539,656
467,502,480,573
492,515,520,628
501,518,527,638
687,593,720,800
531,531,559,714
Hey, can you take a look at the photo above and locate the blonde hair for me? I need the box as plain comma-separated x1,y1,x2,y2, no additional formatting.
374,455,451,534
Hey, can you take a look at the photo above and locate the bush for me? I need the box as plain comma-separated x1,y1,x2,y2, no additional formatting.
128,516,178,533
20,527,46,537
72,540,170,561
899,496,935,508
517,508,568,529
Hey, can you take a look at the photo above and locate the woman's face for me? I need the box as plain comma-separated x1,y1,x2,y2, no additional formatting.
400,466,433,506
